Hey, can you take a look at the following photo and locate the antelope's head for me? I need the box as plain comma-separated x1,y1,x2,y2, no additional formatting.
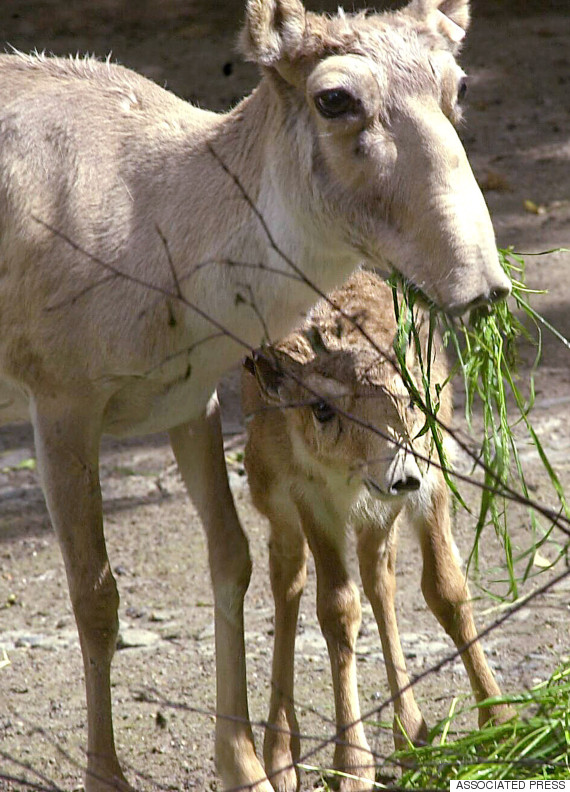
242,0,511,314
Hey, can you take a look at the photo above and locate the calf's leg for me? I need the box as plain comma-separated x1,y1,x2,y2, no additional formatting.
296,499,374,792
263,515,308,792
413,480,513,726
356,516,428,750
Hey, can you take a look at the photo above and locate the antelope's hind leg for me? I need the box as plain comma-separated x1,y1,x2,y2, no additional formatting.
32,395,131,792
169,393,274,792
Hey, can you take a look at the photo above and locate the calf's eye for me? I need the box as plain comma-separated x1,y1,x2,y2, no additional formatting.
312,401,336,423
314,89,359,119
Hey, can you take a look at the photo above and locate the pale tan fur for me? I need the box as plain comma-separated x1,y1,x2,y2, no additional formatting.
0,0,509,789
243,271,512,792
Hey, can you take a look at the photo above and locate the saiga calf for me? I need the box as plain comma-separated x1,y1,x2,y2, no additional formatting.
243,271,511,792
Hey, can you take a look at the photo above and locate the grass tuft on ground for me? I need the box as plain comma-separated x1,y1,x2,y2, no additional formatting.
393,663,570,784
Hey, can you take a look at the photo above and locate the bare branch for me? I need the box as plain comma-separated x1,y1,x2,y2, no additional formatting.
155,222,182,300
32,215,252,355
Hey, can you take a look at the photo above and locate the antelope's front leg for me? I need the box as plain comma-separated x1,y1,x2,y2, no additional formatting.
169,393,273,792
263,517,308,792
31,396,131,792
296,500,374,792
414,480,514,727
356,517,428,750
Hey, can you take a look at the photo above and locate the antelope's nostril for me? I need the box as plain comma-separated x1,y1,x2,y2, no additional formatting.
464,283,511,315
473,284,511,309
391,475,421,493
467,294,490,312
489,285,511,303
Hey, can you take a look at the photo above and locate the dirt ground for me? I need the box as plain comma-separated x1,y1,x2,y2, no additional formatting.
1,1,569,790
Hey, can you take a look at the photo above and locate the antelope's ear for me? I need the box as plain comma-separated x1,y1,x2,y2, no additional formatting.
241,0,306,82
406,0,470,48
243,350,291,404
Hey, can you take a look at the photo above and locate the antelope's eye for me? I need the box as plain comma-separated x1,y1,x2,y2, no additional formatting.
312,401,336,423
314,89,360,119
457,76,468,101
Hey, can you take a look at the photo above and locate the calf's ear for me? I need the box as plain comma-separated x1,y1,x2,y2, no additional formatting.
244,350,290,405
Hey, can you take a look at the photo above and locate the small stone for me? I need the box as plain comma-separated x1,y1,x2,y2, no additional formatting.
149,609,177,623
15,634,43,648
194,622,215,641
126,606,146,619
116,628,159,649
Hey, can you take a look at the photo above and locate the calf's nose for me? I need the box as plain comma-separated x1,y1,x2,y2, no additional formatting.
390,474,421,494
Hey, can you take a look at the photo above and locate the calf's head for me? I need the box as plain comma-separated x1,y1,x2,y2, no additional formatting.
246,343,428,505
242,0,511,314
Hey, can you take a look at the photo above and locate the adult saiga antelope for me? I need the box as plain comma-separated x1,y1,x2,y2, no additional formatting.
0,0,510,789
243,271,511,791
